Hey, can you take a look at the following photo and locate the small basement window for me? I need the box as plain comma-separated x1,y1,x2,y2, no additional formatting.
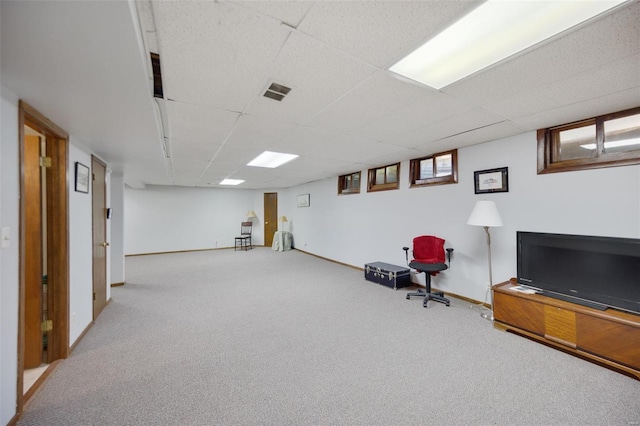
538,107,640,174
338,171,361,195
367,163,399,192
409,149,458,188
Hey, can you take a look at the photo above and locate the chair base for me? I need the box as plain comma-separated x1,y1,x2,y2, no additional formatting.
406,289,450,307
234,237,252,251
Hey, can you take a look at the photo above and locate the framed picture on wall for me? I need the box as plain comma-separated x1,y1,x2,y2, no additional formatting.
75,162,90,193
297,193,310,207
474,167,508,194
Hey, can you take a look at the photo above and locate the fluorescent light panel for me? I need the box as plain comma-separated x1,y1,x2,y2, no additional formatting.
219,179,245,185
247,151,298,168
389,0,628,89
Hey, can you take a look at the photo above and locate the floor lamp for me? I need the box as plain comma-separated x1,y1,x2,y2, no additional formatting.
467,200,503,320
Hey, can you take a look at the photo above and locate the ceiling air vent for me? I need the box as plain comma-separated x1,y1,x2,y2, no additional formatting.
150,53,164,99
263,82,291,102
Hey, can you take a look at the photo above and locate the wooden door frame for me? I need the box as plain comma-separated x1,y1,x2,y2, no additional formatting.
18,101,69,412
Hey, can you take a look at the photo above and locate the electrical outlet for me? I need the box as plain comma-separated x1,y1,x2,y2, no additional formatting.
1,227,10,248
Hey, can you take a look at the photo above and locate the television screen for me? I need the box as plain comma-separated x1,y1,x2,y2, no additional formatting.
517,232,640,314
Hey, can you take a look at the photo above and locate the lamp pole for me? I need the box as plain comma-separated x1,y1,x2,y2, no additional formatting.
467,200,503,321
481,226,494,321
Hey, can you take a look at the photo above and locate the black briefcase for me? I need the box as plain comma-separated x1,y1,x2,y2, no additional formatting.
364,262,411,290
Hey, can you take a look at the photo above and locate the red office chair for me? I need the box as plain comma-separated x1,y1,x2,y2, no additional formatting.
403,235,453,307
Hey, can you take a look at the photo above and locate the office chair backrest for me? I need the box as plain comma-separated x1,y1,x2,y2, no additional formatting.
241,221,252,236
413,235,445,264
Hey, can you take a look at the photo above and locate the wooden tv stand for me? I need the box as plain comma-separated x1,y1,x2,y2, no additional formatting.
493,279,640,380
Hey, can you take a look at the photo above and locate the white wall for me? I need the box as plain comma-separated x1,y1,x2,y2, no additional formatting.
110,172,125,284
105,168,112,302
68,143,94,345
287,131,640,302
123,131,640,303
0,88,110,423
0,85,20,426
124,186,257,254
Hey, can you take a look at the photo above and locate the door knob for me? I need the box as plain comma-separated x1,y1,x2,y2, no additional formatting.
102,242,110,247
265,222,269,225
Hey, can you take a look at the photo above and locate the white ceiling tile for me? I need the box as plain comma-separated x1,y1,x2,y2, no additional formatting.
171,158,210,177
298,1,482,67
243,31,378,124
278,155,358,174
483,55,640,122
225,114,299,150
122,161,170,187
153,1,291,111
227,0,315,28
208,145,258,168
512,88,640,130
167,102,240,144
201,162,245,181
170,139,222,162
444,1,640,105
413,121,526,155
393,108,506,148
357,86,475,140
305,70,437,133
311,135,409,165
273,126,342,155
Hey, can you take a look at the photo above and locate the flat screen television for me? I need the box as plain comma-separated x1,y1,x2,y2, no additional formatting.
517,231,640,315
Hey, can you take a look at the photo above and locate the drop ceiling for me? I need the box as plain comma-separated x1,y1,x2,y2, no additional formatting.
2,0,639,189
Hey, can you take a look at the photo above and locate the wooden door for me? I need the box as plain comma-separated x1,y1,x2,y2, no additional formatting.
19,101,70,413
92,156,108,319
24,134,43,369
263,193,278,247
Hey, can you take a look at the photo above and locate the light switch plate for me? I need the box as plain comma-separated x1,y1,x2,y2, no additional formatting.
1,227,10,248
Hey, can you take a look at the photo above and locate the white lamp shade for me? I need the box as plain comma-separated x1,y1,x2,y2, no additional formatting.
247,211,257,219
280,216,288,222
467,200,503,227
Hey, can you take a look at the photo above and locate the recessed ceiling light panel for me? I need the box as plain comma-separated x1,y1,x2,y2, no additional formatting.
389,0,628,89
247,151,299,168
219,179,245,185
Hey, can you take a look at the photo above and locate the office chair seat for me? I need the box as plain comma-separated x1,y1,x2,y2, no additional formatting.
406,261,450,307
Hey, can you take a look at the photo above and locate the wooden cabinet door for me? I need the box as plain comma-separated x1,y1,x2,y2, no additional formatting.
577,314,640,370
494,290,545,336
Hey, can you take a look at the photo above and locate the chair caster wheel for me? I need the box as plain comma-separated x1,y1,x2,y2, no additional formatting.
406,295,410,300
